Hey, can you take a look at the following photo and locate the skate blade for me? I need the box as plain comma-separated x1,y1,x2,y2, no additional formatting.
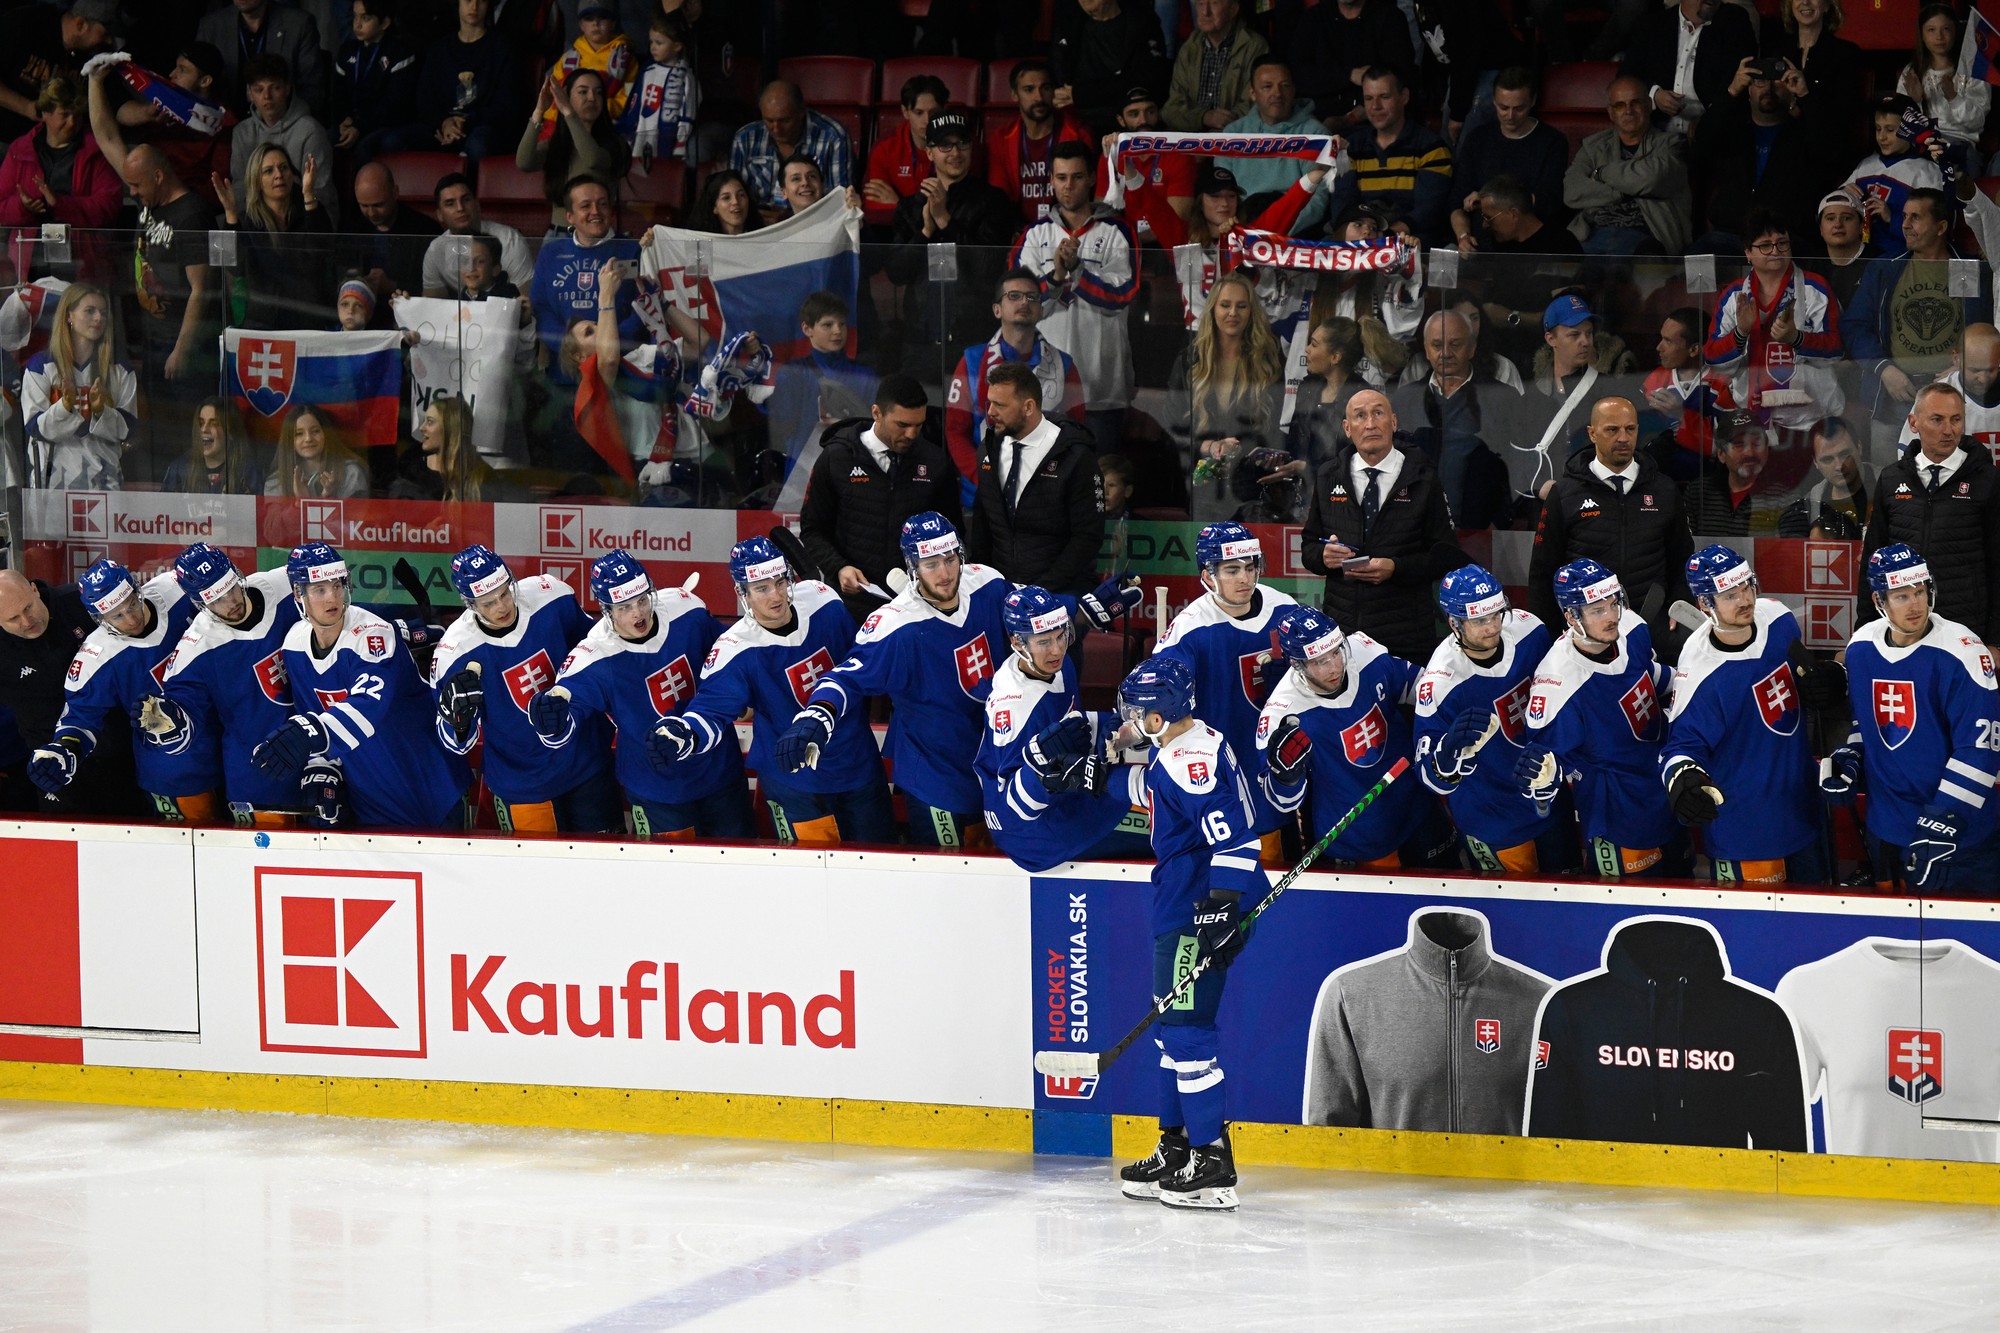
1120,1179,1162,1200
1159,1185,1238,1211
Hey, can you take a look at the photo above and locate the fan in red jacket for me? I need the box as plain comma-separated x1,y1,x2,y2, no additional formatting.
0,117,124,231
986,59,1091,222
862,74,948,229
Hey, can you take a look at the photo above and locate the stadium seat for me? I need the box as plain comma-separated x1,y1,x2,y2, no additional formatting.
984,58,1026,107
373,151,466,209
981,105,1016,144
881,55,981,109
778,56,879,109
897,0,930,15
621,161,688,232
1540,61,1618,114
1840,0,1911,50
472,156,555,235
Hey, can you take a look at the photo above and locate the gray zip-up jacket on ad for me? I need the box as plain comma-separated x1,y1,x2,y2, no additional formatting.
1303,910,1553,1133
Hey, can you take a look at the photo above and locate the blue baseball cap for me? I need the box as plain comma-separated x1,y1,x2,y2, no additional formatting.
1544,294,1596,330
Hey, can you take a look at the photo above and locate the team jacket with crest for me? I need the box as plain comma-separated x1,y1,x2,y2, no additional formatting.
806,564,1009,814
1158,585,1299,833
976,655,1133,873
429,575,611,806
686,580,882,795
1701,263,1845,430
1413,610,1554,852
161,568,304,810
545,587,740,807
1140,721,1267,936
1524,610,1678,850
1841,612,2000,849
1009,210,1139,409
57,572,221,798
1663,599,1819,863
1256,633,1426,862
280,607,470,828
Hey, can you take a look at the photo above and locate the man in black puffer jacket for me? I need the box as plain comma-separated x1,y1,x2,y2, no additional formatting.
798,375,964,624
1299,388,1463,664
1859,383,2000,645
966,361,1104,594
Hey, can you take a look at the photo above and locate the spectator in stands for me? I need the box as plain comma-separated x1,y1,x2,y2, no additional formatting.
1460,178,1581,374
1565,76,1692,257
1218,58,1333,232
729,79,852,222
1297,386,1463,665
1937,324,2000,466
0,1,118,141
363,0,517,162
987,60,1090,223
422,172,533,296
1463,175,1578,258
944,268,1087,487
530,175,642,379
121,142,216,463
1763,0,1865,156
862,74,944,230
214,142,333,330
335,277,378,331
1099,452,1134,519
798,374,963,621
1508,294,1638,492
776,154,856,217
768,291,879,499
1808,189,1876,311
1163,0,1267,131
555,2,638,126
0,73,123,237
196,0,326,119
0,570,144,820
1096,86,1195,236
162,398,263,494
685,168,762,235
228,55,337,225
1051,0,1168,134
1322,67,1452,246
1844,95,1945,257
265,403,368,498
1169,271,1286,522
1621,0,1756,139
331,0,417,153
1391,309,1517,528
1011,141,1138,455
1792,415,1874,540
401,397,500,502
344,161,440,298
1860,382,2000,644
1287,318,1363,472
620,8,696,169
886,110,1017,374
965,360,1105,594
1691,54,1846,251
1643,306,1734,475
1448,68,1571,245
21,282,135,491
1902,4,1989,179
1689,409,1790,536
1404,291,1526,390
1288,0,1412,126
519,67,631,230
1411,0,1529,141
91,42,235,211
1527,396,1694,636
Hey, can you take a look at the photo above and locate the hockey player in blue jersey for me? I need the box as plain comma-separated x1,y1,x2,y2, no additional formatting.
1412,565,1567,874
1663,545,1843,885
977,585,1151,870
1157,522,1298,861
1517,558,1688,879
247,543,470,830
431,545,622,835
1114,655,1267,1211
31,558,222,821
651,537,894,844
1822,544,2000,890
532,551,751,841
141,543,306,825
1255,606,1450,867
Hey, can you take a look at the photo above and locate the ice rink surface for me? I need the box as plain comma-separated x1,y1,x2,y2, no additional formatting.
3,1102,1999,1331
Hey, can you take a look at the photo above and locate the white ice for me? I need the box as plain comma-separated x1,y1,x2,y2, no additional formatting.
2,1102,1998,1331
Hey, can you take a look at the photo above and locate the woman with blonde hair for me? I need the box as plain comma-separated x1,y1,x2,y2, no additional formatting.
22,282,135,490
1167,271,1288,521
214,142,334,329
421,397,496,502
264,403,367,498
162,397,264,494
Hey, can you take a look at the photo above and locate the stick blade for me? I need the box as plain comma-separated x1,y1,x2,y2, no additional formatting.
1033,1050,1101,1079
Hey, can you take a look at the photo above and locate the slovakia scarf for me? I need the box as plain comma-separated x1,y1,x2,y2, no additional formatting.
83,53,226,136
1104,130,1340,209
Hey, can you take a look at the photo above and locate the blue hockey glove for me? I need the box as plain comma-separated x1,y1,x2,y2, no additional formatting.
27,739,81,793
1192,891,1247,969
1819,744,1863,804
437,665,484,745
1665,758,1723,825
252,714,329,776
1265,714,1312,785
134,695,192,753
1514,744,1561,804
647,714,699,769
1906,807,1965,888
396,620,446,651
527,686,572,741
1078,574,1142,632
775,705,835,773
1025,715,1094,781
1431,708,1498,783
300,757,344,829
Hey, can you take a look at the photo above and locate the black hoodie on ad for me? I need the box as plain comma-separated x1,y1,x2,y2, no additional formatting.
1525,918,1809,1150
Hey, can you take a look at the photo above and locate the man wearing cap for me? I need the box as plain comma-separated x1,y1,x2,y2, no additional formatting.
0,0,119,139
1807,190,1876,312
1163,0,1266,131
1691,53,1847,251
195,0,326,121
1096,88,1195,235
1050,0,1168,133
887,110,1018,373
1689,410,1791,536
1511,295,1642,486
0,570,146,819
1321,66,1453,247
1217,58,1334,234
1565,75,1691,257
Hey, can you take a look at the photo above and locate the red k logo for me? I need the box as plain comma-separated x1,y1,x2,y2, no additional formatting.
785,648,836,706
1874,678,1917,750
1340,704,1388,766
1619,673,1659,741
504,650,558,712
253,649,291,704
955,634,994,696
1753,663,1800,736
256,869,425,1058
646,654,695,716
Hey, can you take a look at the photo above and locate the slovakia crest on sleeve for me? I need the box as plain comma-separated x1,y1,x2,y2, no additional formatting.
1340,704,1388,766
955,634,994,695
1873,678,1917,749
1619,673,1659,740
1753,662,1800,735
1526,691,1546,723
1416,676,1435,706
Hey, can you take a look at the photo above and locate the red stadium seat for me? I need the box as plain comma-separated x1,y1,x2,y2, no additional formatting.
898,0,930,15
1540,61,1619,114
621,161,688,231
1841,0,1911,51
881,56,981,109
981,104,1017,143
471,156,555,235
777,56,879,109
1542,112,1608,158
985,58,1028,106
372,151,466,209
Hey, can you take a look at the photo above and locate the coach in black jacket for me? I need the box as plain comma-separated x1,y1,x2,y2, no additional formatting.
1299,389,1463,664
1528,398,1693,638
0,572,144,819
967,360,1104,594
1858,383,2000,644
798,375,964,624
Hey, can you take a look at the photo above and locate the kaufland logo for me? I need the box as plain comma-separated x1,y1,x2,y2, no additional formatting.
255,869,426,1058
302,499,345,544
541,506,584,554
66,492,106,538
452,956,856,1047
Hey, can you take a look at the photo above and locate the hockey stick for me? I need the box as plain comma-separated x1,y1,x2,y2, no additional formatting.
1033,756,1409,1080
392,557,432,621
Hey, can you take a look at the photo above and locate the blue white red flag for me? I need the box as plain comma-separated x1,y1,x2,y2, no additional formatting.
222,328,404,452
1959,8,2000,88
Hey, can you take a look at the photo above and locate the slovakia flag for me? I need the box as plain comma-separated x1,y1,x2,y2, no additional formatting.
1960,8,2000,88
224,328,405,453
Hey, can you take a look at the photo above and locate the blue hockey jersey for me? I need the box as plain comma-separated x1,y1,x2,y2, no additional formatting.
977,654,1136,872
1257,632,1426,862
57,572,221,798
281,606,470,828
1412,610,1553,852
807,563,1009,813
687,580,883,794
1140,721,1268,936
1157,585,1299,832
429,574,612,805
546,586,742,806
1663,599,1819,863
159,568,303,810
1843,613,2000,849
1525,611,1678,850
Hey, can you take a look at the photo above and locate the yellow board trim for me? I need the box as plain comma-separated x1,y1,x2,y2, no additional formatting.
7,1062,2000,1205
